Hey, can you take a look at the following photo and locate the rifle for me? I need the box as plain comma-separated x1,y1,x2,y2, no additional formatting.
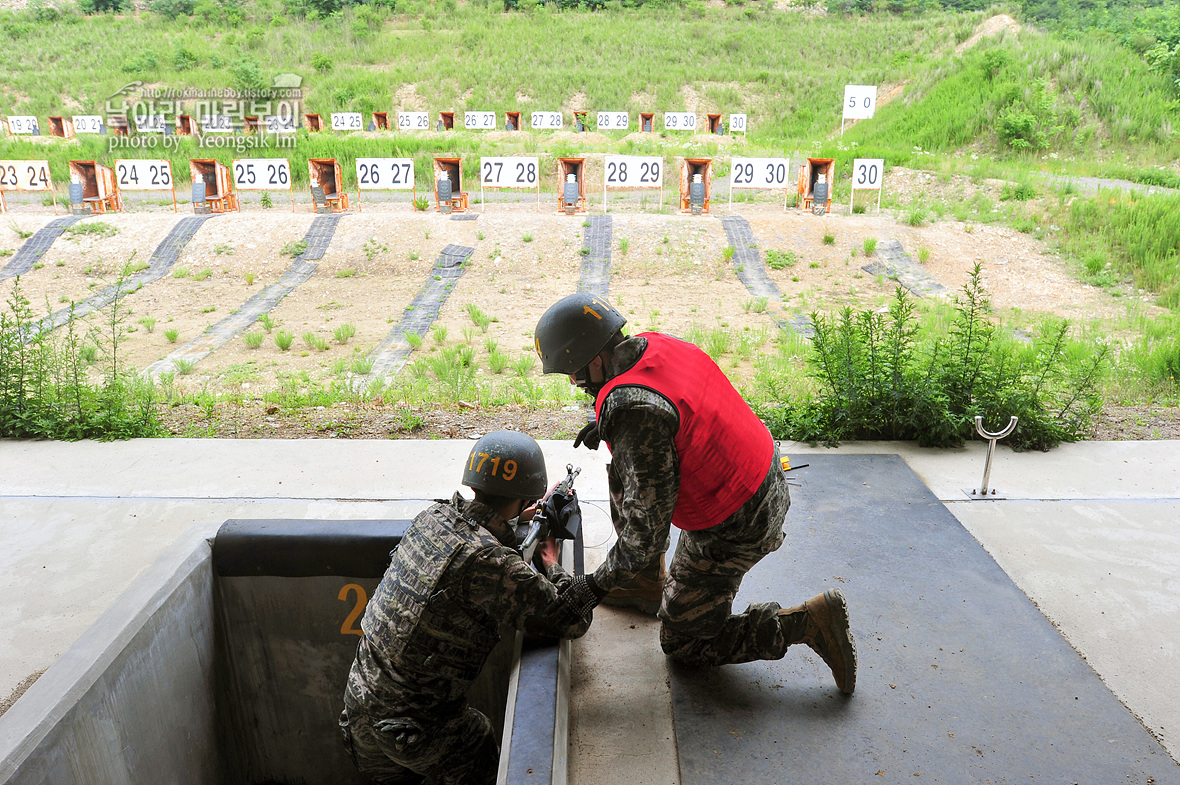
520,464,581,552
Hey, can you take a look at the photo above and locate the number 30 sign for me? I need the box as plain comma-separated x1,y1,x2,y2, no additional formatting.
850,158,885,212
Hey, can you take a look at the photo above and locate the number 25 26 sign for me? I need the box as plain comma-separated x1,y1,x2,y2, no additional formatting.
233,159,291,191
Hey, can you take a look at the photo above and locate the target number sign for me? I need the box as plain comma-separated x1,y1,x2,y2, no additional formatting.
233,159,292,190
200,115,234,134
604,156,662,189
331,112,363,132
115,160,174,190
480,157,539,188
6,116,40,135
398,112,430,131
0,160,52,191
596,112,629,131
664,112,697,131
72,116,104,134
464,111,496,130
264,115,297,134
530,111,563,130
729,113,748,133
842,85,878,120
136,114,167,134
730,157,791,190
852,159,884,190
355,158,415,191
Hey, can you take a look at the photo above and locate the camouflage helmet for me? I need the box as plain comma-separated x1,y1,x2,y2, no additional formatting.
462,430,548,500
534,293,627,375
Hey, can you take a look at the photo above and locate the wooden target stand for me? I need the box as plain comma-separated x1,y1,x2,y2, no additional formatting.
0,159,57,214
68,161,121,214
114,159,178,213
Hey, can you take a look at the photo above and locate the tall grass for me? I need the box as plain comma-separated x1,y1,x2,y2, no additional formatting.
0,277,159,439
1059,190,1180,309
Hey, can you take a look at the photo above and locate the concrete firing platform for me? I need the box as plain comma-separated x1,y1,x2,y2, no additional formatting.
2,438,1179,781
668,454,1179,784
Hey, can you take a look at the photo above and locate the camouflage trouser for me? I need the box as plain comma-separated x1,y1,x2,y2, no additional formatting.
656,457,792,667
339,704,498,785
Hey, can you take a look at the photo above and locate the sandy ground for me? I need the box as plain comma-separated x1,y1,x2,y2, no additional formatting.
2,196,1174,439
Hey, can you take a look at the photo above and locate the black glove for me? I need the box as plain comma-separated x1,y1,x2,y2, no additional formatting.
573,421,600,450
549,575,606,626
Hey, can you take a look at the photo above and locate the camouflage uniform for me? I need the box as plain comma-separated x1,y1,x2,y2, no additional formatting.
594,335,793,667
340,493,588,785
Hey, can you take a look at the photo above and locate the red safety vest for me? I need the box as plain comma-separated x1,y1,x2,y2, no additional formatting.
596,332,774,531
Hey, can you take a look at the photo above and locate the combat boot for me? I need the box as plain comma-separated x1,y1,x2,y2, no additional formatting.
778,588,857,694
601,554,665,616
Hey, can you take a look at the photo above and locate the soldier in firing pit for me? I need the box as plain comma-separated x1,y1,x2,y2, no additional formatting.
536,293,857,692
339,431,591,785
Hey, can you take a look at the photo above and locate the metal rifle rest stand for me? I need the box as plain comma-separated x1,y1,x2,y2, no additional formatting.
964,415,1018,499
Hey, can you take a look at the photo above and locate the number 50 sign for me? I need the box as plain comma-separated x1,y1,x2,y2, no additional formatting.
850,158,884,213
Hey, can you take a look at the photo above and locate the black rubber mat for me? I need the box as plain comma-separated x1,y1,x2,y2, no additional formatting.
720,215,812,336
147,215,341,376
1,216,82,280
669,454,1179,785
577,215,612,299
363,244,474,379
450,213,479,221
30,216,217,339
862,239,947,299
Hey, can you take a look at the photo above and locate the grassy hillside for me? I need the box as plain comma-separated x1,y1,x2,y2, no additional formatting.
1,3,1177,170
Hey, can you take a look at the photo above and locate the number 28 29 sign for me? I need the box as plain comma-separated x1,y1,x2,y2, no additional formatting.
115,160,173,191
604,156,662,188
233,159,292,190
480,157,538,188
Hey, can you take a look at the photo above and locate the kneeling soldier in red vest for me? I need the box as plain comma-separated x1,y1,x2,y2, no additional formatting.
535,293,856,693
339,431,591,785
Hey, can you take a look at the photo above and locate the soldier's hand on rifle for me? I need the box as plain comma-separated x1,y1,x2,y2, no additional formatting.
548,574,605,626
536,537,561,571
573,420,600,450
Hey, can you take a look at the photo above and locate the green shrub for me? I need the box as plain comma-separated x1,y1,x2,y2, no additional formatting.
333,323,356,344
0,279,158,440
244,331,265,349
759,265,1107,451
275,330,294,351
764,249,797,270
